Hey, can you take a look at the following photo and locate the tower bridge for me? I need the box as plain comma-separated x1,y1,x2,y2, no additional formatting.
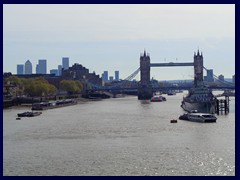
84,50,234,98
138,50,204,100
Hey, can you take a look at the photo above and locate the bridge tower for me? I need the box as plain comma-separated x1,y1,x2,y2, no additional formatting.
138,50,153,100
194,50,204,87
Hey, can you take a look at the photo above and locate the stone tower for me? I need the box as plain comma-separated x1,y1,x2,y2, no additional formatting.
138,50,153,100
193,50,204,87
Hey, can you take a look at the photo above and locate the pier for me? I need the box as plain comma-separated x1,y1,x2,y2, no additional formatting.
215,96,230,115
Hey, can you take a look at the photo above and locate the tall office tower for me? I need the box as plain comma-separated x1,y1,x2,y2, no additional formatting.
232,74,235,84
50,69,58,76
58,65,62,76
36,64,39,74
102,71,108,81
218,74,224,82
17,64,24,75
25,60,32,74
62,57,69,70
109,76,114,82
115,71,119,81
206,69,214,82
38,59,47,74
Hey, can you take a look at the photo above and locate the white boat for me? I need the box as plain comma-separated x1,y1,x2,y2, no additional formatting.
187,113,217,123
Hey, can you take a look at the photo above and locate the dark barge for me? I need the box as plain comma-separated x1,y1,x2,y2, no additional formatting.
32,99,77,110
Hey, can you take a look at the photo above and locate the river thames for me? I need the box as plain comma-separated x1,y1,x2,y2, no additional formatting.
3,91,235,176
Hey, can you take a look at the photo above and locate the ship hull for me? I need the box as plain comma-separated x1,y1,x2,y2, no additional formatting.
181,101,216,114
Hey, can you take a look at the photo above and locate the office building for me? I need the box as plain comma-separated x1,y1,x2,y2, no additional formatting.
232,74,235,84
218,74,224,82
109,76,114,82
38,59,47,74
58,65,62,76
102,71,108,82
50,69,58,76
62,63,102,86
25,60,32,74
206,69,214,82
115,71,119,81
36,64,39,74
17,64,24,75
62,57,69,70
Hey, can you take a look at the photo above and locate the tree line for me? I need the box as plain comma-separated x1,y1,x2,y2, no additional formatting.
4,76,84,97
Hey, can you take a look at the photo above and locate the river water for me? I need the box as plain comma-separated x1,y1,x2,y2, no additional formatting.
3,91,235,176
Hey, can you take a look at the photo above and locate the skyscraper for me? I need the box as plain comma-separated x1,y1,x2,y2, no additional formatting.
109,76,114,82
58,65,62,76
102,71,108,82
62,57,69,70
232,74,235,84
25,60,32,74
36,64,39,74
206,69,214,82
115,71,119,81
50,69,58,76
38,59,47,74
218,74,224,82
17,64,24,75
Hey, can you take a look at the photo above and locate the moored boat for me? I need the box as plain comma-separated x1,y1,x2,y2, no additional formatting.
150,95,166,102
179,113,189,120
167,91,176,96
187,113,217,123
32,99,77,110
181,85,217,114
179,112,217,123
17,111,42,117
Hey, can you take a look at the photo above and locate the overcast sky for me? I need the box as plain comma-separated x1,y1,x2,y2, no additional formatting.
3,4,235,80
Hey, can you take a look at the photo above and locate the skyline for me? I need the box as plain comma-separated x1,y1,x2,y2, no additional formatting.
3,4,235,80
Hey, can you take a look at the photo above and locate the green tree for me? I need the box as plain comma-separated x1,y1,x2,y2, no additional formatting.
60,80,83,94
75,80,83,91
24,77,57,97
5,76,26,96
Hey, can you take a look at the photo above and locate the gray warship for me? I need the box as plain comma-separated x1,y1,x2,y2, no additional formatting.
181,50,217,114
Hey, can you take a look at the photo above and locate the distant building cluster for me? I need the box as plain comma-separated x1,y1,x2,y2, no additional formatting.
14,57,102,87
101,70,119,82
16,57,70,76
62,63,102,86
13,56,234,87
203,69,235,85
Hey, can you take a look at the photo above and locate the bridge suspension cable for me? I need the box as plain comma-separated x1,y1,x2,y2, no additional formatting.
109,67,140,88
203,66,234,87
85,67,140,90
123,67,140,81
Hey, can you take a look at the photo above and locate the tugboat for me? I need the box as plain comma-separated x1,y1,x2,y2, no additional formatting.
181,50,217,114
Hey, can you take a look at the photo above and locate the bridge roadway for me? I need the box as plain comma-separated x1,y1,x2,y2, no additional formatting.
85,86,235,91
150,62,194,67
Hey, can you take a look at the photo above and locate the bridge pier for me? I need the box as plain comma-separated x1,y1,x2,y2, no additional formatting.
138,51,152,100
138,85,153,100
